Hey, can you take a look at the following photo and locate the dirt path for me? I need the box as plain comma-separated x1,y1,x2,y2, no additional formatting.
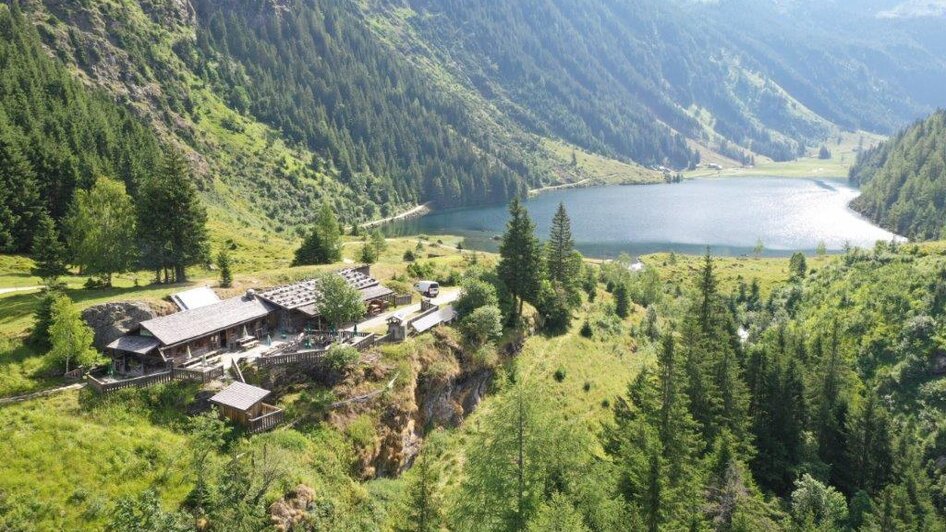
0,285,43,295
528,178,590,196
0,382,85,406
360,203,431,229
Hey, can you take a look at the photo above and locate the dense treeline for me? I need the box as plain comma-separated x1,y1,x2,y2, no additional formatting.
436,243,946,530
850,110,946,241
189,0,531,209
0,3,162,253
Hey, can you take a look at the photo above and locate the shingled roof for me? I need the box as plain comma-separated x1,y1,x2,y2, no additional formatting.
257,266,393,312
106,335,161,355
209,381,271,411
139,294,274,347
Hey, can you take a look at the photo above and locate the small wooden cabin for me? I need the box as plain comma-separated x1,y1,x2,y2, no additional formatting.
209,382,284,433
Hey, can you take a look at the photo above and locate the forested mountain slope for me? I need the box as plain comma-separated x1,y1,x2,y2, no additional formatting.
850,110,946,241
4,0,946,244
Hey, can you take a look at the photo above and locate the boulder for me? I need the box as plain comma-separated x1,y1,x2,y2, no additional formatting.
81,302,158,351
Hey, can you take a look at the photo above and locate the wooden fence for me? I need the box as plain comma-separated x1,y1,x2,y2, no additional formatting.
248,404,285,433
88,365,225,394
173,365,225,384
256,348,326,368
88,370,173,394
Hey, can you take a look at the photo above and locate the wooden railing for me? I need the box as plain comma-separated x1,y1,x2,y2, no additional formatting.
88,370,173,394
350,333,378,351
88,364,226,394
173,365,224,384
248,404,284,433
256,348,326,368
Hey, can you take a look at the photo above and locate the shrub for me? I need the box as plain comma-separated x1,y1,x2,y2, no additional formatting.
346,415,377,449
468,343,499,369
553,367,566,382
455,278,499,317
325,344,359,372
403,249,416,262
580,321,593,338
583,381,591,392
460,306,504,345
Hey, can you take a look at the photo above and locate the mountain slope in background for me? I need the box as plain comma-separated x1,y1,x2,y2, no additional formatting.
850,110,946,241
5,0,946,241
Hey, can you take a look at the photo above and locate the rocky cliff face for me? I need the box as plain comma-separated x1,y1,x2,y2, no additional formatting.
81,301,158,350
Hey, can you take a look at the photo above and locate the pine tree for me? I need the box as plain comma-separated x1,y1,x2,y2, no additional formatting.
0,117,42,252
294,203,343,266
546,203,575,283
614,283,631,318
497,198,543,323
157,149,210,282
217,248,233,288
30,211,68,283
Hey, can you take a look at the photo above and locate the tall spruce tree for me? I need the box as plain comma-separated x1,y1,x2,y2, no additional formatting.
137,149,209,283
546,203,574,283
497,198,543,323
0,116,42,252
30,211,68,283
294,203,343,266
681,251,751,453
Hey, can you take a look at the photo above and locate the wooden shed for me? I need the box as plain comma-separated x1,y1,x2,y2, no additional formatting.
209,381,284,433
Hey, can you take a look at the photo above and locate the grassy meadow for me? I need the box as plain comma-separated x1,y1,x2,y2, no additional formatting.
686,130,887,180
0,227,817,529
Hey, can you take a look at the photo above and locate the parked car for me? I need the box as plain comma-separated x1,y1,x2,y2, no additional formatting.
415,280,439,297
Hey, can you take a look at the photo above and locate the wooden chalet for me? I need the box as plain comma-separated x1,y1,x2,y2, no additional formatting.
106,266,394,376
209,381,284,433
106,292,276,376
256,265,395,331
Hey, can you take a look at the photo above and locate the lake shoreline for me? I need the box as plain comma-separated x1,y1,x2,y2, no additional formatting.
385,177,899,259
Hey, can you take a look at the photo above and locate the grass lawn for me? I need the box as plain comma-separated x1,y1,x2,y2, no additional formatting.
686,130,886,180
644,251,835,297
0,390,193,530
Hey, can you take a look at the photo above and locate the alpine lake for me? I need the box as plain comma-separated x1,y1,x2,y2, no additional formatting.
383,177,902,258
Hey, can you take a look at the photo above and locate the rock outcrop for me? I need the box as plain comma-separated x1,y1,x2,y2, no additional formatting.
269,484,316,532
81,302,158,350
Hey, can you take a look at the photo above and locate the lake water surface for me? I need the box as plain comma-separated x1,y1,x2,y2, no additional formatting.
385,178,901,257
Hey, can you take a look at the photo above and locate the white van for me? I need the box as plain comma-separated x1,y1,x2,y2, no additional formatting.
415,280,439,297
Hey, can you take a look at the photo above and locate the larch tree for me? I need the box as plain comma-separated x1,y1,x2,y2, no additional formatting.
217,248,233,288
497,198,543,323
48,295,101,373
65,177,138,287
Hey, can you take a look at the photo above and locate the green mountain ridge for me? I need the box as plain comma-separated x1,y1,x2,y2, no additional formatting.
850,110,946,241
3,0,946,251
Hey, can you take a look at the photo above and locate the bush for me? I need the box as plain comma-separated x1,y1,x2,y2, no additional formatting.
325,344,359,372
403,249,416,262
468,343,499,369
535,280,572,334
583,381,591,392
553,367,566,382
580,321,593,338
360,244,378,264
460,306,504,345
346,415,377,449
455,278,499,317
